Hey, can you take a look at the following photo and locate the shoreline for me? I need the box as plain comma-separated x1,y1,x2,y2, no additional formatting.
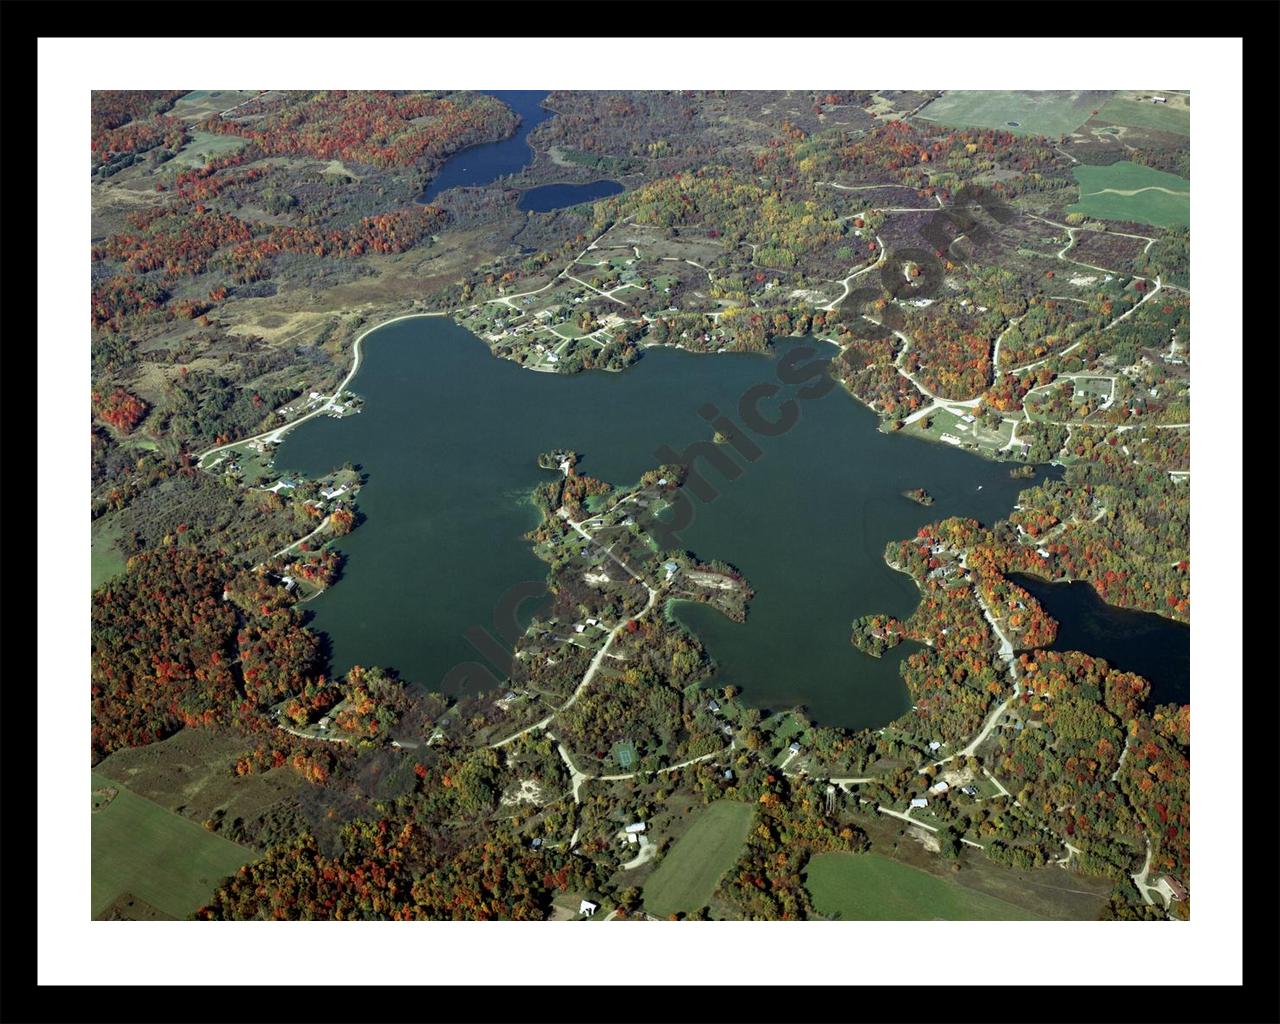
196,310,455,466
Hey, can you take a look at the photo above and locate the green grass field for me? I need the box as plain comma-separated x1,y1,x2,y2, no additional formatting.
1068,162,1190,230
917,91,1109,138
1095,97,1189,135
172,130,248,168
804,852,1042,920
642,801,755,917
91,772,253,919
91,519,127,591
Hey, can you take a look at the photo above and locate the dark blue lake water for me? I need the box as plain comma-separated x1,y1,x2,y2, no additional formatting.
418,91,623,213
1010,573,1189,706
418,91,554,204
277,320,1063,730
518,179,624,213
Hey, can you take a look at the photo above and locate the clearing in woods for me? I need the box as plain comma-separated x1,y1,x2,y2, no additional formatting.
1067,161,1190,229
641,801,755,918
91,772,253,919
804,851,1043,920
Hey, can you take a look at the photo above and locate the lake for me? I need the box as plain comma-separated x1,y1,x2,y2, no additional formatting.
277,318,1057,730
1010,573,1189,706
418,91,553,204
518,179,624,213
418,91,623,213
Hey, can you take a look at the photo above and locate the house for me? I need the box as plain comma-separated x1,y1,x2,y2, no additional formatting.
910,797,928,809
789,741,801,754
960,414,976,424
928,740,942,751
723,769,734,780
707,699,721,714
961,785,979,797
585,617,599,627
281,575,297,592
318,716,332,731
1161,876,1188,901
578,900,599,917
929,780,950,795
1151,95,1167,104
657,478,668,486
320,484,348,500
1036,547,1051,559
624,822,646,834
574,624,585,633
662,561,679,581
722,725,734,737
531,838,543,849
626,833,638,845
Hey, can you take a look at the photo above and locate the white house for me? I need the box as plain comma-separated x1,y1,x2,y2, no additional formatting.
578,900,598,917
910,797,928,808
624,822,647,834
929,781,950,795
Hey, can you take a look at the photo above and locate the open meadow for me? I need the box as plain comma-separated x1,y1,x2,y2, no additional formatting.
804,851,1042,920
91,772,253,919
917,90,1110,137
1068,161,1190,229
642,800,755,918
